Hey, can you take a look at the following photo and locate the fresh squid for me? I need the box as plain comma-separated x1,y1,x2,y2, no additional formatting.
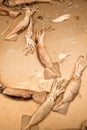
53,55,87,115
0,4,21,18
24,79,65,130
23,17,36,55
5,7,36,41
36,29,61,79
0,82,47,102
3,0,51,7
0,86,35,98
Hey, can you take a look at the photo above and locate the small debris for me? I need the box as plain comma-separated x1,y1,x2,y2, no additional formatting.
52,14,71,23
57,53,70,62
37,15,43,21
68,1,73,8
6,49,16,55
34,71,43,79
6,21,9,24
78,92,82,98
30,70,43,80
38,81,48,91
58,0,65,2
75,15,80,20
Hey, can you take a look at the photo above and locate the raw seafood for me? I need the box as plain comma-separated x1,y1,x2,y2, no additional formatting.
24,79,65,130
52,14,71,23
0,4,21,18
5,7,36,41
1,87,35,98
0,81,35,98
3,0,51,7
23,17,36,55
0,82,47,102
36,29,61,79
57,52,70,62
53,55,87,115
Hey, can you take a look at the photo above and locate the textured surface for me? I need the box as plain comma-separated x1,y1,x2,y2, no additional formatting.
0,0,87,130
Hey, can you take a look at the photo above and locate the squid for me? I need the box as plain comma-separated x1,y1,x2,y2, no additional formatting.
36,29,61,79
23,79,65,130
23,17,36,55
3,0,51,7
0,82,47,102
53,55,87,115
0,4,21,18
5,7,36,41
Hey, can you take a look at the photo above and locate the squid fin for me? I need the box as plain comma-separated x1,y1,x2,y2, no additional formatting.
53,102,70,115
21,115,39,130
32,91,47,104
44,68,57,79
53,62,60,72
5,33,18,41
53,62,61,77
21,115,31,130
44,61,61,79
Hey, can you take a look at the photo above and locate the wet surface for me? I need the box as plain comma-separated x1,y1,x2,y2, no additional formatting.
0,0,87,130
